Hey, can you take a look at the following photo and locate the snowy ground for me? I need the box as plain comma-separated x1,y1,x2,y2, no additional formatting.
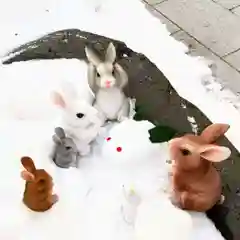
0,0,238,239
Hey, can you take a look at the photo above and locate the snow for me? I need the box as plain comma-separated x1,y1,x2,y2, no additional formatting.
135,193,193,240
0,118,166,240
0,59,92,120
0,118,224,240
0,0,237,239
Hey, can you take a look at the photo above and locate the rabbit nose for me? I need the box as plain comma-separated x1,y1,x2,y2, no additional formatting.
105,80,111,87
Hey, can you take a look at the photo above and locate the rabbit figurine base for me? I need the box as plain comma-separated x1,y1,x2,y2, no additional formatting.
20,156,58,212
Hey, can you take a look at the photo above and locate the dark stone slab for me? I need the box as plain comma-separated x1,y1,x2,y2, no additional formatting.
2,29,131,64
2,28,240,240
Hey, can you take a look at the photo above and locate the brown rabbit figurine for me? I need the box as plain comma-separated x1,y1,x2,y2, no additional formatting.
168,123,231,212
20,156,58,212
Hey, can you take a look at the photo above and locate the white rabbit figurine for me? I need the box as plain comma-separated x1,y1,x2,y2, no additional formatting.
85,42,130,123
134,192,193,240
51,82,103,156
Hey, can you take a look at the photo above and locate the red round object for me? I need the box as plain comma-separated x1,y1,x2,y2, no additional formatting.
116,147,122,152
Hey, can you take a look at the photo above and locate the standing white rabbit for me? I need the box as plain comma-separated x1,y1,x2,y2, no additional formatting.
51,81,103,156
85,42,131,123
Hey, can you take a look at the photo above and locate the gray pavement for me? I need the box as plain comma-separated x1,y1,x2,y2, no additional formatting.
143,0,240,96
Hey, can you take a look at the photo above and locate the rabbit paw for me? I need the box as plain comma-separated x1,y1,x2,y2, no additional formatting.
99,126,107,136
169,192,182,208
52,194,59,204
74,139,91,156
117,115,128,122
79,144,91,156
161,186,172,196
217,194,225,205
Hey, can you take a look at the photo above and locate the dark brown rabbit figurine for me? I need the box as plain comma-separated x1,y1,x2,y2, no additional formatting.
168,123,231,212
20,156,58,212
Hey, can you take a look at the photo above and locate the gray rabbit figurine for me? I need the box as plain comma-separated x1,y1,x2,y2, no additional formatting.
52,127,80,168
85,42,130,123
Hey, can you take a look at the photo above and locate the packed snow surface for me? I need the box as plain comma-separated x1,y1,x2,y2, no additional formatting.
0,0,236,239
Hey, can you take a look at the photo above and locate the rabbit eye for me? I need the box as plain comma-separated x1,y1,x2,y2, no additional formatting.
66,146,72,150
96,72,100,77
181,149,191,156
76,113,84,119
37,179,45,185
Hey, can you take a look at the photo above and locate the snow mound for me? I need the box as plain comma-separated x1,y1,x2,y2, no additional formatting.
0,59,92,121
135,193,193,240
100,119,170,197
0,118,224,240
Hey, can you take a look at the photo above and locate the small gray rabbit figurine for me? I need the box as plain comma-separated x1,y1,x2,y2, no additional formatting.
52,127,80,169
85,42,130,123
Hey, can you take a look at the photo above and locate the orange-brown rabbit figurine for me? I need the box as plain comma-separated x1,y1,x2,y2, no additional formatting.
20,156,58,212
168,123,231,212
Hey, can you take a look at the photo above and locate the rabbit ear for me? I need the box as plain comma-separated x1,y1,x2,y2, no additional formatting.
52,134,62,144
85,46,101,66
200,123,230,143
87,64,99,94
21,156,36,174
51,91,66,109
21,170,35,181
54,127,66,139
105,42,116,64
198,145,231,162
114,63,128,88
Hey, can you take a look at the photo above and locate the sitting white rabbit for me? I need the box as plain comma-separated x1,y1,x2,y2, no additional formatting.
51,81,103,156
134,192,193,240
85,42,131,123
